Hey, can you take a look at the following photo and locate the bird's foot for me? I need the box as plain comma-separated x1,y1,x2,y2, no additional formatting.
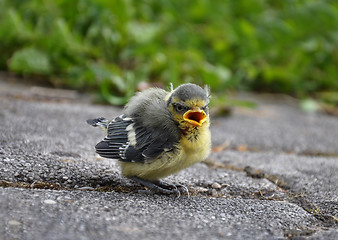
156,180,190,197
130,177,190,197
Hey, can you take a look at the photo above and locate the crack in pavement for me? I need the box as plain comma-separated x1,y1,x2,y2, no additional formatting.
202,159,338,238
1,161,336,239
212,141,338,159
244,166,337,227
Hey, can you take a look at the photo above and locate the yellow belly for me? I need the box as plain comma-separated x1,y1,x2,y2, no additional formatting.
120,127,211,181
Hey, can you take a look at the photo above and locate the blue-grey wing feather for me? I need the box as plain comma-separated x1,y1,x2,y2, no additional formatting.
93,88,180,163
94,115,179,163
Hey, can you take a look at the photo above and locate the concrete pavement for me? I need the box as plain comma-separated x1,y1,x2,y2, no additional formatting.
0,80,337,239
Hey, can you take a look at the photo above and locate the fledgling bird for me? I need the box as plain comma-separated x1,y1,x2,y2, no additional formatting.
87,83,211,195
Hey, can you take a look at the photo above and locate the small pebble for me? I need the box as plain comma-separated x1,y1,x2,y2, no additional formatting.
195,187,209,193
211,182,222,189
44,199,57,205
76,186,95,190
8,220,21,226
211,189,218,197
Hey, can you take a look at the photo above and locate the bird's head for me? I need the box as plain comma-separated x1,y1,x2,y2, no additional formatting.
167,83,210,130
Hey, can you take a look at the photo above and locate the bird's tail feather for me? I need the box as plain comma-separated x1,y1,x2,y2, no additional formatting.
86,117,109,130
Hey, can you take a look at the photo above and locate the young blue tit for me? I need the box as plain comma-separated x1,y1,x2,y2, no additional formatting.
87,83,211,195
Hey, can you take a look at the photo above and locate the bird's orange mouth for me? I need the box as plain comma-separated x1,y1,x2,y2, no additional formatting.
183,110,207,126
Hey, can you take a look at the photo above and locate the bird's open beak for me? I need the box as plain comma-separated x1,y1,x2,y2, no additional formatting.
183,108,207,126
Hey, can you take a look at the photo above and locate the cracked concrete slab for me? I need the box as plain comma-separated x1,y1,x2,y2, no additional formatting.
211,151,338,224
0,188,319,240
0,79,337,239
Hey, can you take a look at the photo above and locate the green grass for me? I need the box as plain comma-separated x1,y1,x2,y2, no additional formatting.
0,0,337,105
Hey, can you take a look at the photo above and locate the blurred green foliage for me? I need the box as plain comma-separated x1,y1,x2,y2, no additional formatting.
0,0,337,105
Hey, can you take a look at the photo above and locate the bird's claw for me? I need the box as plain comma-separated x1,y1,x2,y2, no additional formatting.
156,180,190,198
131,177,190,197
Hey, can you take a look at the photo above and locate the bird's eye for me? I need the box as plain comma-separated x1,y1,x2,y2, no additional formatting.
202,105,209,113
173,103,188,113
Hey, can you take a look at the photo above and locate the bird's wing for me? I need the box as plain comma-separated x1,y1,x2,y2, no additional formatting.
95,115,179,163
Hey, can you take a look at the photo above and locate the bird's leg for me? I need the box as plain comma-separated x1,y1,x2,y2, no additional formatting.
130,177,189,196
130,176,178,195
